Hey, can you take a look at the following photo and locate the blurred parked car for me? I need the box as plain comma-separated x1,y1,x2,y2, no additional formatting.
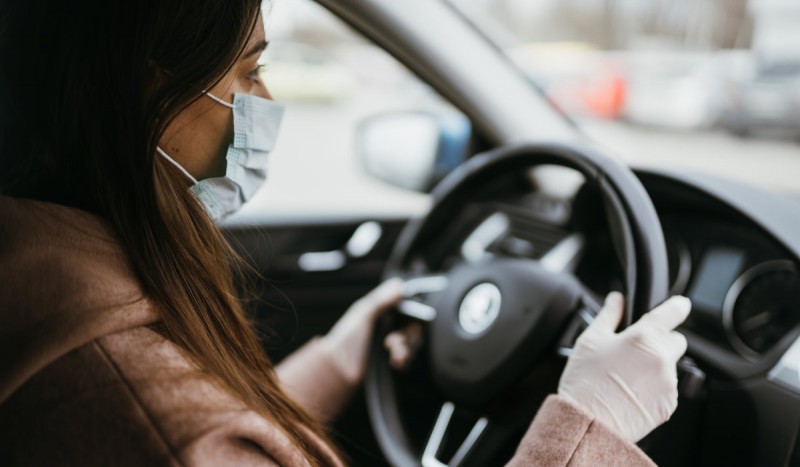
623,53,723,130
719,59,800,138
509,43,627,121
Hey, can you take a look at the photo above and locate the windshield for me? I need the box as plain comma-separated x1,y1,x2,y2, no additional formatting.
447,0,800,195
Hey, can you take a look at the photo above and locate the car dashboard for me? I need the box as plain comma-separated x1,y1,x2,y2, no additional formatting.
412,164,800,465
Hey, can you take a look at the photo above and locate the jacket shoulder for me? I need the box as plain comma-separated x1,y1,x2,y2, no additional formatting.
0,326,304,466
0,329,178,466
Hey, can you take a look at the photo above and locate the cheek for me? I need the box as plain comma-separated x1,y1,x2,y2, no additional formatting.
208,111,234,176
213,109,234,150
161,98,234,180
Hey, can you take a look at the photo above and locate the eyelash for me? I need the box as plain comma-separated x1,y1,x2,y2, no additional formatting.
249,63,269,80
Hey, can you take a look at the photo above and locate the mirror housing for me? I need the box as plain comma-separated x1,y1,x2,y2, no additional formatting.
357,111,471,192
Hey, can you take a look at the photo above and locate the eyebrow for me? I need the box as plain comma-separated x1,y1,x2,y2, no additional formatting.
245,40,269,58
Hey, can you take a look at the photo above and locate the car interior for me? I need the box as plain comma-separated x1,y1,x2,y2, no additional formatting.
222,0,800,465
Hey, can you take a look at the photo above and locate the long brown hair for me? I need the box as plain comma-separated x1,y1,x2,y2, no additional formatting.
0,1,331,463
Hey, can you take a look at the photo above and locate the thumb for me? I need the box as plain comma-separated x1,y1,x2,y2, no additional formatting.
358,278,404,320
634,295,692,332
586,291,625,335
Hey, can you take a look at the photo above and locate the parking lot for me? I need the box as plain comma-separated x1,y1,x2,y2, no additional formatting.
583,119,800,194
242,95,800,219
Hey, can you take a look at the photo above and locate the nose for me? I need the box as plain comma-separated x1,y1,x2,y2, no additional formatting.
255,81,273,100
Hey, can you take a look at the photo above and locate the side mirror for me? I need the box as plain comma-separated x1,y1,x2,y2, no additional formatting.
357,111,471,192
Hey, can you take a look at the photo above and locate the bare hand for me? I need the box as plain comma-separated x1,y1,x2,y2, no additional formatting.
320,279,423,384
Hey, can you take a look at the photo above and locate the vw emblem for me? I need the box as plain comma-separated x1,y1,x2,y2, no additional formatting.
458,283,502,335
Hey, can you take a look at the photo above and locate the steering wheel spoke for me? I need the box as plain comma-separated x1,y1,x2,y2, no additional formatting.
397,299,438,322
396,275,449,322
538,233,586,275
538,232,606,358
556,290,602,358
422,402,490,467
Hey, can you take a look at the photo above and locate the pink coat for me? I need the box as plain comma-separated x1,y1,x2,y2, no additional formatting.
0,196,654,466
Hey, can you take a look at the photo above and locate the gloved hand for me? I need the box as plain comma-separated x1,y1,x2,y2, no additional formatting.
320,279,422,384
558,292,692,443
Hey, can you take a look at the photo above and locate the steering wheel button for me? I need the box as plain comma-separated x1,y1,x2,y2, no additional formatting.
458,283,502,335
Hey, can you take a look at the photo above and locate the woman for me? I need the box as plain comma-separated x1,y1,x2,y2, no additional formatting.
0,1,691,465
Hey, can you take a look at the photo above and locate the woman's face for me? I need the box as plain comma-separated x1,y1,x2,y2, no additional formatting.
160,13,271,180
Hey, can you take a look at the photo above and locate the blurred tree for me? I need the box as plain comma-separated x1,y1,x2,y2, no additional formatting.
468,0,752,50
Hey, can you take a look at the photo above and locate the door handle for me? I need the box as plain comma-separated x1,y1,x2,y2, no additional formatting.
297,221,383,272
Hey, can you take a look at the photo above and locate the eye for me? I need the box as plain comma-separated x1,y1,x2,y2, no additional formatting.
248,63,269,81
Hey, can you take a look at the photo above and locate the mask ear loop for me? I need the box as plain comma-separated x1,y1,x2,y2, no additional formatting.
155,91,234,183
156,147,199,184
203,91,237,109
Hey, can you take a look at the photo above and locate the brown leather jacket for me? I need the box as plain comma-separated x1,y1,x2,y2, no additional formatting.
0,196,654,466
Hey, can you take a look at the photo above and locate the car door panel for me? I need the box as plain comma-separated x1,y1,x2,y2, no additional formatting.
223,217,407,465
224,218,408,361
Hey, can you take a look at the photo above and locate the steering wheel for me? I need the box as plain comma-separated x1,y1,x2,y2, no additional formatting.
366,142,669,467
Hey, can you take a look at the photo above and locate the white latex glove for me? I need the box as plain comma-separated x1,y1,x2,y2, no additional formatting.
320,279,421,384
558,292,692,443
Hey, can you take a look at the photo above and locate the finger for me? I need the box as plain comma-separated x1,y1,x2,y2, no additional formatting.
402,322,424,349
385,323,424,368
384,331,411,369
635,296,692,332
586,291,625,335
358,278,405,319
666,330,688,361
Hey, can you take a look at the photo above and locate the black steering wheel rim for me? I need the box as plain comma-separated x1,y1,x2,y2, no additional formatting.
366,141,669,466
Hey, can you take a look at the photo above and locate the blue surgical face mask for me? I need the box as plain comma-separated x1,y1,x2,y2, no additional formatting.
157,91,285,220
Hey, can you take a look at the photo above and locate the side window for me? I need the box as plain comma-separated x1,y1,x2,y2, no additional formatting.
243,0,466,218
448,0,800,194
